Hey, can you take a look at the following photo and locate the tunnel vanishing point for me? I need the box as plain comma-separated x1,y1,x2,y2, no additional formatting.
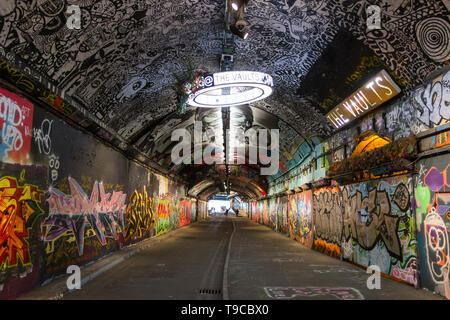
0,0,449,301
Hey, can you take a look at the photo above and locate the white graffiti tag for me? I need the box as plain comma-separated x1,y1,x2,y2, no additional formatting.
33,119,53,155
49,154,60,184
424,210,450,284
0,95,24,158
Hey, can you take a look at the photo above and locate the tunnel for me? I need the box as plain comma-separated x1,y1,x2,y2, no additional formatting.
0,0,449,305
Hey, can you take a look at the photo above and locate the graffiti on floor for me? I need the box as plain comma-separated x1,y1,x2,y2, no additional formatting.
312,267,360,274
42,177,127,256
264,287,364,300
273,257,304,263
0,176,43,268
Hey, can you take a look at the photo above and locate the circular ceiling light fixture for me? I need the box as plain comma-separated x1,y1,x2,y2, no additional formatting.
186,71,273,108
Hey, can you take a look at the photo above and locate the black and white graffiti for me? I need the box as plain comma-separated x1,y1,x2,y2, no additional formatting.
0,0,448,153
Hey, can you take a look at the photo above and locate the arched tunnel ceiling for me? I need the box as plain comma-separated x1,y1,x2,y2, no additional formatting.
0,0,449,196
190,175,265,200
1,0,448,139
135,105,308,174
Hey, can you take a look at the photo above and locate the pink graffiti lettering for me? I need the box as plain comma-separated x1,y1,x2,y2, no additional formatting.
43,177,127,255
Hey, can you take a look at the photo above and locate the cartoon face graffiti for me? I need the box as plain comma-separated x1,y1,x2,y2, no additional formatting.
424,211,450,284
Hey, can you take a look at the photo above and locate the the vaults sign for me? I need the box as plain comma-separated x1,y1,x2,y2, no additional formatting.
326,70,401,129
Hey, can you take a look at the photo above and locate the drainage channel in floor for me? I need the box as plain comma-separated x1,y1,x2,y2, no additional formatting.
199,288,221,295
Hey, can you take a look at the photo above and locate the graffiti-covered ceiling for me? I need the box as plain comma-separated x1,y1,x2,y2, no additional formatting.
0,0,449,197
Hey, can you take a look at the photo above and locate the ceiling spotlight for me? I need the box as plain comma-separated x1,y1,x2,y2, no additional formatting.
231,0,249,11
230,19,249,40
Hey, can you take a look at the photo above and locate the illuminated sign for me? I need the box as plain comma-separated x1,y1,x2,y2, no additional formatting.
326,70,401,129
186,71,273,107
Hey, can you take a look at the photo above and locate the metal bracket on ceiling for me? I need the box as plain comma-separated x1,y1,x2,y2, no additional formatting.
220,53,234,71
221,1,236,196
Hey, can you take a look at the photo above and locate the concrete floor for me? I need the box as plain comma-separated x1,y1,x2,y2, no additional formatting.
63,216,443,300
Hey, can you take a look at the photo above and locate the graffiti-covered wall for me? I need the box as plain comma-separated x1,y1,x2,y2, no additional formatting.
0,87,193,299
339,176,417,285
288,191,314,248
253,69,450,299
198,200,208,221
268,197,277,230
415,154,450,299
302,177,417,285
251,201,257,222
313,186,342,258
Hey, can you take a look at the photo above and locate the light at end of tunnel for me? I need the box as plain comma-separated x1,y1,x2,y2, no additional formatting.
232,2,239,10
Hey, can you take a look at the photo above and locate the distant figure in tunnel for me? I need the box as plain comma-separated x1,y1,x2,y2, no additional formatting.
224,208,229,216
235,208,239,217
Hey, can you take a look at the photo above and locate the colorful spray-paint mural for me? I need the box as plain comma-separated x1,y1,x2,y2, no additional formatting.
262,199,269,226
179,201,191,227
340,175,417,285
256,201,263,224
288,191,313,248
125,186,155,241
156,199,171,235
0,88,34,164
313,186,342,258
0,163,46,295
198,200,208,220
277,196,289,235
251,201,257,222
269,197,277,230
43,177,127,276
191,201,197,223
415,154,450,299
0,87,194,299
0,176,43,269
